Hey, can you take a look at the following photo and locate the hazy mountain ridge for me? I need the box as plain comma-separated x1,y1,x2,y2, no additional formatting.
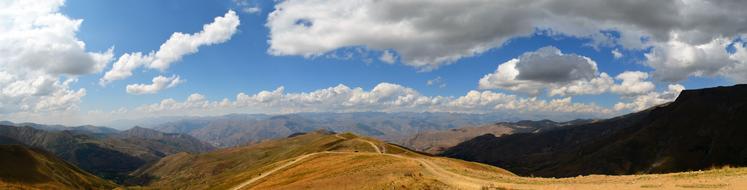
0,121,119,134
151,112,513,147
442,84,747,177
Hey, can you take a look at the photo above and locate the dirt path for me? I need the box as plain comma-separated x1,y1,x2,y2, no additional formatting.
385,153,494,189
358,139,382,154
228,153,318,190
334,134,382,154
231,135,491,190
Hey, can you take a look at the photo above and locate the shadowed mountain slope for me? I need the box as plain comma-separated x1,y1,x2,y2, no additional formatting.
0,125,215,183
442,84,747,177
404,119,591,154
0,145,117,190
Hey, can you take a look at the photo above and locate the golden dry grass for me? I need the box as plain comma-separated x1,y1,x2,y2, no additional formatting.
134,132,747,190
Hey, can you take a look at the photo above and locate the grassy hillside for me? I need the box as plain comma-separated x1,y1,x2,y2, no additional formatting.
132,130,514,189
133,130,747,190
0,145,117,190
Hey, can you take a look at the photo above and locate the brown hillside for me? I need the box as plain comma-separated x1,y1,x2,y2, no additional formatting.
132,130,515,189
0,145,117,190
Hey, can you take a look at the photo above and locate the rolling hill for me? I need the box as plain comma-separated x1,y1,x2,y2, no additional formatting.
442,84,747,177
0,145,117,190
131,130,747,190
131,130,516,189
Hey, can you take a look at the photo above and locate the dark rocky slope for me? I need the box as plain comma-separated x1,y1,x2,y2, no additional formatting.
442,84,747,177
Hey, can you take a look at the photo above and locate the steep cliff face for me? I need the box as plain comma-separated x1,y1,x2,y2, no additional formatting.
443,84,747,177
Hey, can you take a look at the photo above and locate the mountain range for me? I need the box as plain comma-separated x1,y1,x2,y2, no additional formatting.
442,84,747,177
150,112,510,147
122,130,747,189
3,85,747,189
0,125,215,183
0,121,119,135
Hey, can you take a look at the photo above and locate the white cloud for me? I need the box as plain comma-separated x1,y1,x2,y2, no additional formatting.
266,0,747,80
149,10,239,70
379,50,396,64
0,1,113,76
479,47,674,99
100,10,240,85
611,49,623,59
611,71,655,97
0,0,110,116
426,76,446,88
234,0,261,14
242,6,261,14
547,73,615,97
99,52,152,85
645,34,734,82
721,41,747,83
126,75,183,95
479,46,610,96
85,82,612,123
614,84,685,111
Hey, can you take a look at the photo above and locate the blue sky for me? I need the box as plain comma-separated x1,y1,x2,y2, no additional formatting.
1,0,745,125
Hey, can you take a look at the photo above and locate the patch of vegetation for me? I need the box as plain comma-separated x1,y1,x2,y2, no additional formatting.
640,184,662,188
675,183,727,188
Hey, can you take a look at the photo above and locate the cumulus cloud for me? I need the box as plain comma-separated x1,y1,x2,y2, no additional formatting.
100,10,240,85
126,75,183,95
645,35,735,82
479,47,674,99
479,46,609,96
267,0,747,80
614,84,685,111
379,50,396,64
0,0,110,116
611,49,623,59
96,82,611,122
611,71,655,97
514,47,598,82
721,41,747,83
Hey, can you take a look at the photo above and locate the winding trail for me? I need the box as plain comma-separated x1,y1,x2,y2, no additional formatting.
228,153,320,190
360,139,382,154
230,135,495,190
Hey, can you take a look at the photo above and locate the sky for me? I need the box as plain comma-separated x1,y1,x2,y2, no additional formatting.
1,0,746,126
